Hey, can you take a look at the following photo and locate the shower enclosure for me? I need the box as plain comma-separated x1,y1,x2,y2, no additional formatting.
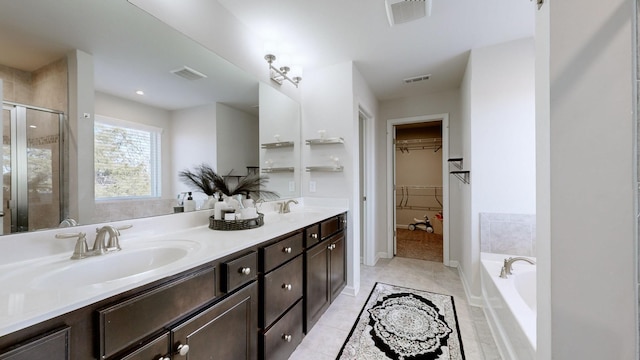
1,102,64,234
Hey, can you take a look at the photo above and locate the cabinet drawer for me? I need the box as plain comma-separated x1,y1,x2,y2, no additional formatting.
98,266,216,359
320,217,339,239
0,327,70,360
262,300,303,360
119,332,170,360
222,251,257,293
262,256,303,327
304,224,320,248
261,232,303,273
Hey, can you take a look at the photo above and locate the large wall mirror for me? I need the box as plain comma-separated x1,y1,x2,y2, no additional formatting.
0,0,301,235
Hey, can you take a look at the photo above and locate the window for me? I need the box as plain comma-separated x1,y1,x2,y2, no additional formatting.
94,115,161,199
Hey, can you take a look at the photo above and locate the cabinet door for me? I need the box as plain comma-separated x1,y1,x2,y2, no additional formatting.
329,232,346,302
171,282,257,360
0,327,69,360
304,242,330,333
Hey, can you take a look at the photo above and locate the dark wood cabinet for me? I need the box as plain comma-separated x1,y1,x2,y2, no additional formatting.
171,282,258,360
0,211,347,360
304,214,347,333
0,327,69,360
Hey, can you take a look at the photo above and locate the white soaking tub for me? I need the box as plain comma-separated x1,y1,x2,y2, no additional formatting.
481,253,536,360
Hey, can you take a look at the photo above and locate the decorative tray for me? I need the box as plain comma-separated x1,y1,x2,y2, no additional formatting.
209,213,264,231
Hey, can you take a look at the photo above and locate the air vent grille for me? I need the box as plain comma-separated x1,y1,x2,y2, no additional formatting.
385,0,432,26
170,66,207,81
404,74,431,84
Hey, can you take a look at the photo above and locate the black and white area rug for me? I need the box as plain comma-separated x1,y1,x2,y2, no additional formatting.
337,282,465,360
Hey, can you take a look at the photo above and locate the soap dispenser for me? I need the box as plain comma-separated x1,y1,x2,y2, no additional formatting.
214,193,228,219
184,192,196,212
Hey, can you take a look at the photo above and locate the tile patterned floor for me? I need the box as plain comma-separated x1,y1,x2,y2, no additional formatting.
288,257,501,360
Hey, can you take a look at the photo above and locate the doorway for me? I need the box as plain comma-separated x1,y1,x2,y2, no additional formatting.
387,114,450,265
394,122,443,262
2,102,64,234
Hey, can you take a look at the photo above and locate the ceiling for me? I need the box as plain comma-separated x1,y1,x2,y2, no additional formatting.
217,0,535,101
0,0,258,112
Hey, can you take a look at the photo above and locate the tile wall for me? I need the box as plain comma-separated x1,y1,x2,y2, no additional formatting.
480,212,536,257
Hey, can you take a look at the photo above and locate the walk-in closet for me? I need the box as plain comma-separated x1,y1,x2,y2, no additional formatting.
394,121,443,262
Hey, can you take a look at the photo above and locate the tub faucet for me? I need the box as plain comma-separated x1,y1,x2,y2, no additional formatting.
280,199,299,214
499,257,536,279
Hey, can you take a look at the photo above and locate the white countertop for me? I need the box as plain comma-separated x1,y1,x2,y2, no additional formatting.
0,202,347,337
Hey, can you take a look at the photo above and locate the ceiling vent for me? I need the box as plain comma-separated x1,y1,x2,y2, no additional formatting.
385,0,432,26
170,66,207,81
403,74,431,84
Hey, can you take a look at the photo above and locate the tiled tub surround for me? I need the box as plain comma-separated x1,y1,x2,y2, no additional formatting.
0,198,347,337
480,213,536,256
481,252,536,360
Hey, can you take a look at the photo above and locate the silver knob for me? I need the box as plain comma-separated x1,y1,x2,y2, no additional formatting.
310,233,318,239
342,219,347,225
282,283,292,291
177,344,190,356
282,334,292,342
240,267,251,275
283,247,292,254
159,357,170,360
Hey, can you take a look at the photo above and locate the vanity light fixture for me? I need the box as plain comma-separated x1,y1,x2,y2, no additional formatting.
264,54,302,88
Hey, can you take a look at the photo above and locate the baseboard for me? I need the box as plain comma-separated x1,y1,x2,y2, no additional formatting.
376,252,390,263
457,265,483,307
447,260,460,268
342,285,358,297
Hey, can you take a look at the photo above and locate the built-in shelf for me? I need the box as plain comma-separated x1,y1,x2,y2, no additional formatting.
261,141,294,149
261,167,295,173
305,166,344,172
305,137,344,145
447,158,463,170
450,170,470,184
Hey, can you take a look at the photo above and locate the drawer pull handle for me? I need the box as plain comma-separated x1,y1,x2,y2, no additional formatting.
342,219,347,225
283,247,292,254
282,334,293,342
328,244,336,250
282,283,293,291
176,344,190,356
159,357,170,360
310,233,318,239
240,267,251,275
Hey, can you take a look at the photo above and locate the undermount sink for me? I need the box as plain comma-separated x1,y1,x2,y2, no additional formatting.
22,240,200,290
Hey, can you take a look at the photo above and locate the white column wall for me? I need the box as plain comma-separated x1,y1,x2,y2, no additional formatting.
546,0,636,358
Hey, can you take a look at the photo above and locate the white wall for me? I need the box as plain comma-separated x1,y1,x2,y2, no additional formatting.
459,37,536,299
216,103,259,176
543,1,636,358
170,103,217,202
94,92,173,200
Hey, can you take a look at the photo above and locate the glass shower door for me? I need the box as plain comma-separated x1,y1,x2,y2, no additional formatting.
2,103,63,233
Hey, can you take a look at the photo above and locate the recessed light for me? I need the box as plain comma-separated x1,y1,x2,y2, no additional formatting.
136,90,145,95
29,125,37,129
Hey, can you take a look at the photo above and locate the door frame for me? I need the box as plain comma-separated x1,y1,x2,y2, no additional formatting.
386,113,450,265
358,106,376,266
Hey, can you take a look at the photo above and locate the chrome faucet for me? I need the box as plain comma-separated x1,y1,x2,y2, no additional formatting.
279,199,298,214
56,224,132,260
499,257,536,278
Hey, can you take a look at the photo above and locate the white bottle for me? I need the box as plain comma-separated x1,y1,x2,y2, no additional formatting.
214,195,230,220
184,192,196,212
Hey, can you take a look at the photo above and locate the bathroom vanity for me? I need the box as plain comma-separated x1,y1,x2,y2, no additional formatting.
0,207,347,360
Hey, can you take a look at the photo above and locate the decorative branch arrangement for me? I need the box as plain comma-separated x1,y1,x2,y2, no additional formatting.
179,163,279,200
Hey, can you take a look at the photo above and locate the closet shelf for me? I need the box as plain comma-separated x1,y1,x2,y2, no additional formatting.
396,138,442,153
305,166,344,172
261,167,295,173
261,141,294,149
450,170,470,184
305,137,344,145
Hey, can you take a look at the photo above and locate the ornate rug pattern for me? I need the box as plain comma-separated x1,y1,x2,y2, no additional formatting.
337,283,465,360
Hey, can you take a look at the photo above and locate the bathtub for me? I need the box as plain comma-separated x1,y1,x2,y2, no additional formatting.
481,253,536,360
